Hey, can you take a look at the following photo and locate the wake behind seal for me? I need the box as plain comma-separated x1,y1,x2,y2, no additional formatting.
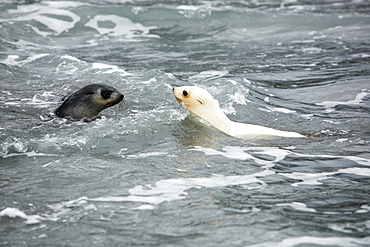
55,84,124,119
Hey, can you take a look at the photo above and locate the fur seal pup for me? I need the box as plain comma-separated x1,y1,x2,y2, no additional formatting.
173,86,304,139
55,84,124,119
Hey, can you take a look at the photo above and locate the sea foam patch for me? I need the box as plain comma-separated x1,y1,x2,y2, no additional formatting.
85,15,157,39
276,202,317,213
316,91,369,112
2,54,49,66
189,70,229,81
5,1,85,36
90,169,274,205
0,207,54,224
49,169,274,216
248,236,370,247
192,146,370,187
125,152,168,159
191,146,292,168
280,167,370,187
91,62,132,76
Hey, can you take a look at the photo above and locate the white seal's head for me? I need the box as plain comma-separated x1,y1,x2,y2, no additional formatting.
55,84,124,119
172,86,219,117
172,86,230,129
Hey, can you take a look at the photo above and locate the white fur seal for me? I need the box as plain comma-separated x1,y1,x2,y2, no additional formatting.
173,86,305,139
55,84,124,119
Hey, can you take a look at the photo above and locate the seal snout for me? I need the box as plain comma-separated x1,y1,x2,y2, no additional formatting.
117,93,124,102
105,92,124,106
172,87,182,103
110,91,124,102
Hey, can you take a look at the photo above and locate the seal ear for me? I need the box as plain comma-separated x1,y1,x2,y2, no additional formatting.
197,98,203,105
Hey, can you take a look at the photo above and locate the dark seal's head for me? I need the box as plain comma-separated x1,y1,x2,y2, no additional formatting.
55,84,124,119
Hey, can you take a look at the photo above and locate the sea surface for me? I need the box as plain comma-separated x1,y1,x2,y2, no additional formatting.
0,0,370,246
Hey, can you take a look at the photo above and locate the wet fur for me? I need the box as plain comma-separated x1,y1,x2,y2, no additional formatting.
55,84,124,119
173,86,304,139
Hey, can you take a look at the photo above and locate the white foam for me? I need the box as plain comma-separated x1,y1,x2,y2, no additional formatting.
281,167,370,187
6,1,84,36
176,5,212,19
0,207,44,224
133,205,155,210
61,55,82,62
192,146,370,187
336,138,348,142
229,92,247,105
329,220,370,234
355,204,370,213
2,151,59,159
85,15,157,39
316,91,369,111
42,133,88,150
88,169,274,206
290,152,370,167
140,77,157,84
339,167,370,177
269,107,296,114
302,47,323,53
327,224,352,233
91,62,132,76
126,152,167,159
189,70,229,81
46,146,370,216
29,92,59,108
222,102,237,115
248,236,370,247
52,170,272,212
191,146,292,168
42,160,59,168
176,5,204,11
2,54,49,66
281,171,332,186
276,202,317,212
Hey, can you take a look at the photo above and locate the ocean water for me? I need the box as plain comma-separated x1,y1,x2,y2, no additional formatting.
0,0,370,246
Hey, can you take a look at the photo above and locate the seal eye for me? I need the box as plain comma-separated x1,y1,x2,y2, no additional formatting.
183,90,188,96
101,89,112,100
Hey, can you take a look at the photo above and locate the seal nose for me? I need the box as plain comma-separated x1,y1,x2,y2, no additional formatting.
118,94,124,101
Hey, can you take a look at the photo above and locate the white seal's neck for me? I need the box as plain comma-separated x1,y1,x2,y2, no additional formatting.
192,100,234,134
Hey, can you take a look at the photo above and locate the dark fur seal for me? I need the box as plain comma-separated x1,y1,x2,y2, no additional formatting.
55,84,124,119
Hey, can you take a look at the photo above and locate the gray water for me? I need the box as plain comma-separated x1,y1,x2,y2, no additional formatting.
1,0,370,246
